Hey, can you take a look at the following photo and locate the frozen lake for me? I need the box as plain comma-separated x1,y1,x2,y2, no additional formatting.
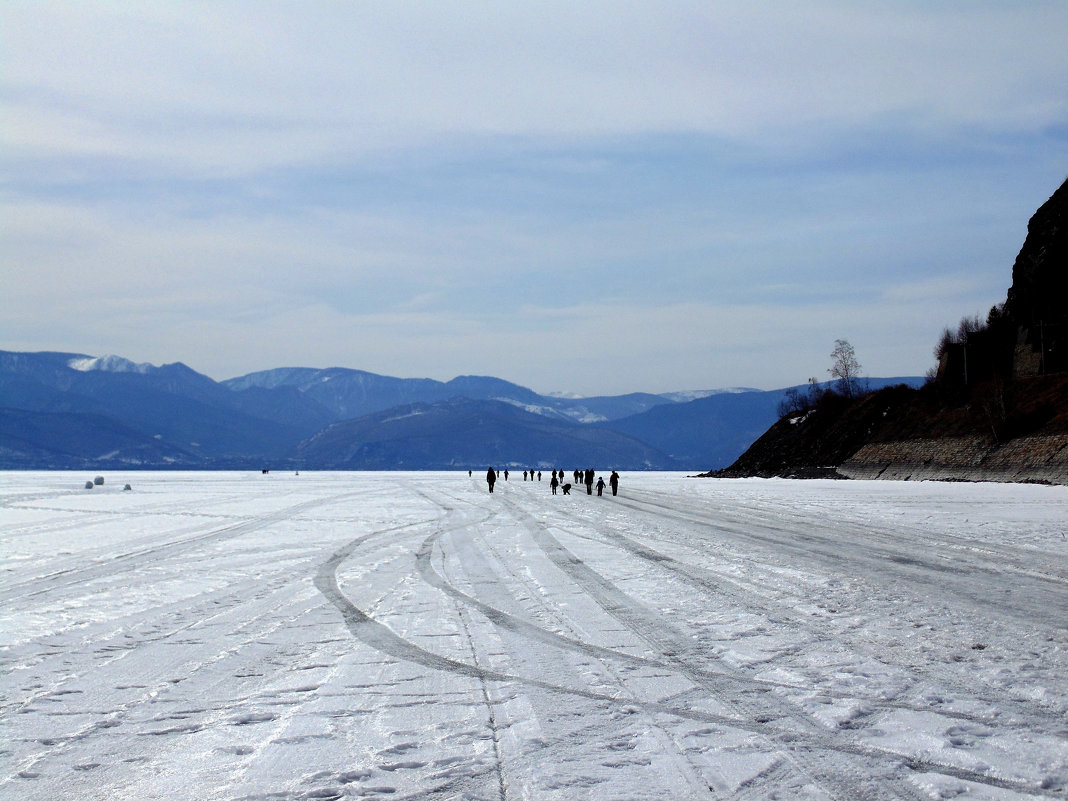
2,470,1066,800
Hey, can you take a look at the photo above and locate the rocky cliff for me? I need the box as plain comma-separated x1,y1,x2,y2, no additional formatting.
1006,176,1068,374
708,177,1068,485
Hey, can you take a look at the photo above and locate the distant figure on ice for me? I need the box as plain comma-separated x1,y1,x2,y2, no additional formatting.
609,471,619,496
523,471,529,481
486,467,497,493
504,470,509,481
537,471,542,481
585,469,594,495
561,483,572,495
550,474,559,494
596,476,606,496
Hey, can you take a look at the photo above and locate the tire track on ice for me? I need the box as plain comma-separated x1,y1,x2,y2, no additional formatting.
4,569,337,789
412,493,721,798
598,491,1068,728
3,491,368,603
4,503,438,798
623,489,1068,599
322,489,890,798
495,490,1060,800
414,503,995,728
316,509,765,730
1,488,268,543
536,504,1039,729
496,496,907,801
419,489,719,799
411,491,508,801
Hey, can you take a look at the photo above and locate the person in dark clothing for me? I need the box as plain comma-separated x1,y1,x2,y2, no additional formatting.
596,476,605,496
550,474,559,494
561,483,572,495
585,469,594,495
609,471,619,496
504,469,509,481
486,467,497,492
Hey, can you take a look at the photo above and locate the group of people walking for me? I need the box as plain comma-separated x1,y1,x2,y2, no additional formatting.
480,467,619,496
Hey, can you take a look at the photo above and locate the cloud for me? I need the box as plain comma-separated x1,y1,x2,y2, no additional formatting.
5,2,1067,173
10,294,953,396
3,2,1066,394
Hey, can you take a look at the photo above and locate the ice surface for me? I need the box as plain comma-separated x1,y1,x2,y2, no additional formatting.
2,471,1066,799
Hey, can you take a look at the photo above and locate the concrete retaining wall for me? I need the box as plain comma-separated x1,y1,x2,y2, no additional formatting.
839,434,1068,485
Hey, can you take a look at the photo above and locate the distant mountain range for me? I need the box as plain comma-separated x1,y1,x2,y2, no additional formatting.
298,397,675,470
224,366,683,424
0,350,922,470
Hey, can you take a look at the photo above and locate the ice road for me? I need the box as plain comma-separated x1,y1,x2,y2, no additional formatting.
2,471,1066,800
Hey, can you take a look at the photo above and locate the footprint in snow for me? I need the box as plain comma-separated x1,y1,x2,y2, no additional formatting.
379,761,427,772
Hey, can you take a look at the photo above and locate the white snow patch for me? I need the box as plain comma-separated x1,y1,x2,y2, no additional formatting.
381,410,425,423
660,387,759,402
68,354,156,374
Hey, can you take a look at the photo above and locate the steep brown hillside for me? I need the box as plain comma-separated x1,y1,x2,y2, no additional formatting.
707,177,1068,484
710,375,1068,483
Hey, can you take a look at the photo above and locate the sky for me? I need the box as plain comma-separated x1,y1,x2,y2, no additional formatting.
2,2,1067,397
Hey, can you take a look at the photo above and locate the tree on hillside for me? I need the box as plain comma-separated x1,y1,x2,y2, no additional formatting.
829,339,864,398
777,376,832,418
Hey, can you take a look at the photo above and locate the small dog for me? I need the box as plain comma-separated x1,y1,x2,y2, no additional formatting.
561,483,572,495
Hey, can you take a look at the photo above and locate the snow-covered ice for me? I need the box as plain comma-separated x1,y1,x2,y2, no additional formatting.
2,471,1066,800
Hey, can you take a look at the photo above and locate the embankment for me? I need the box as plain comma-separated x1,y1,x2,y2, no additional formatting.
839,434,1068,485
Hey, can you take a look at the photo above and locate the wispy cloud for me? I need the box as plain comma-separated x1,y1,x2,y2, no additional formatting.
3,2,1067,393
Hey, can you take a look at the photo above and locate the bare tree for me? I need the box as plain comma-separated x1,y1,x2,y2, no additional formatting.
829,338,863,398
933,326,955,362
777,387,805,418
957,313,984,343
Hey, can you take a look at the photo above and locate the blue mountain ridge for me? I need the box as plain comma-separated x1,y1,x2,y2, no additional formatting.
297,397,681,470
224,366,672,423
0,350,922,470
